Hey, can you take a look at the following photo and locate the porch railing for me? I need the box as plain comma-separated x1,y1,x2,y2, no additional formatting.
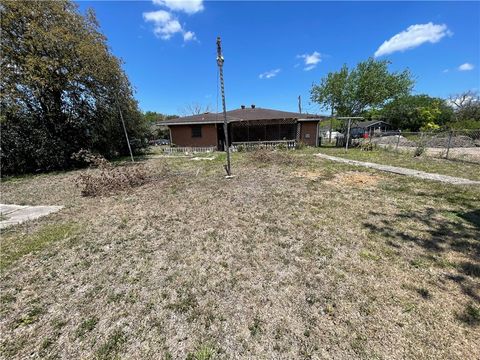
162,146,216,154
231,140,296,151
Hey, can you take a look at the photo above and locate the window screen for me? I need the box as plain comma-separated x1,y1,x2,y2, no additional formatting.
191,125,202,138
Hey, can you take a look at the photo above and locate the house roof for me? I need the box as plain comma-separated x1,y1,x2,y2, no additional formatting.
352,120,391,128
158,107,326,126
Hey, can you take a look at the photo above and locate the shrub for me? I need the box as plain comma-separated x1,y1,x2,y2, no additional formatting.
247,148,301,166
359,142,377,151
296,141,306,150
73,150,150,197
413,145,425,157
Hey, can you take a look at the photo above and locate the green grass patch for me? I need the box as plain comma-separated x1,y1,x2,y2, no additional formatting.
0,223,77,271
186,344,217,360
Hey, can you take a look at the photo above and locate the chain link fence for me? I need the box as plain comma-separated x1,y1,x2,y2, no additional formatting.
329,129,480,164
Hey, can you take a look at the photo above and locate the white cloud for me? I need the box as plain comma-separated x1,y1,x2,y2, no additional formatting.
183,30,196,41
259,69,281,79
458,63,474,71
374,23,452,57
153,0,204,14
143,10,196,41
297,51,322,71
442,69,449,73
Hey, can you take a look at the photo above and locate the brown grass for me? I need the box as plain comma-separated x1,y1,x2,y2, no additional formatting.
0,151,479,359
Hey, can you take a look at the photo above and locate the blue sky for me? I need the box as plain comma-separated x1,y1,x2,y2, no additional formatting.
78,1,479,115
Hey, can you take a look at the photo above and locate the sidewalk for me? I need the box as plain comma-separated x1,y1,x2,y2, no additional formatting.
0,204,63,229
315,153,480,185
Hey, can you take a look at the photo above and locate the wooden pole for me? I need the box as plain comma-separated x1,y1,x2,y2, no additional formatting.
115,94,134,162
216,37,231,176
298,95,302,114
445,130,453,159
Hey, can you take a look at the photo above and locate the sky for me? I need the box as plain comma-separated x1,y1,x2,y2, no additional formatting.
78,1,480,115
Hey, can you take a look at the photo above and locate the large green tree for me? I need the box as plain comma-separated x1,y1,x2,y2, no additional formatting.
0,0,148,175
380,95,454,131
310,58,414,117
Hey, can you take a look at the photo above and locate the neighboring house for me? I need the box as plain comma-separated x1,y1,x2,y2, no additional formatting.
349,120,392,138
158,105,326,149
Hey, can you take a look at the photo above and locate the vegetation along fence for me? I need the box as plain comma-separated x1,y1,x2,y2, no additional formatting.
231,140,297,151
362,129,480,163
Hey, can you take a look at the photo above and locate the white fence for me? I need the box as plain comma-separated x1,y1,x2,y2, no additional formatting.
161,146,216,154
231,140,296,151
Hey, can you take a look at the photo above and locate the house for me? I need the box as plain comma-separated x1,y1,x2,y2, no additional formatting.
349,120,392,138
158,105,326,150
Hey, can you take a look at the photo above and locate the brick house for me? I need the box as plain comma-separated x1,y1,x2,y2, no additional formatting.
159,105,326,150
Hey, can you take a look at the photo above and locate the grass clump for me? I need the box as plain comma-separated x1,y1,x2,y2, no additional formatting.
458,303,480,326
186,344,217,360
249,316,263,336
95,329,126,359
1,223,77,271
75,317,99,338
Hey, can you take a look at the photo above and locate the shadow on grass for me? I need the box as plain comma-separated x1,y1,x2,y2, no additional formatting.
363,207,480,326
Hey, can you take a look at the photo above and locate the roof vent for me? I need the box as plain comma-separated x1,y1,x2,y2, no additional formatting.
241,105,245,109
251,104,256,109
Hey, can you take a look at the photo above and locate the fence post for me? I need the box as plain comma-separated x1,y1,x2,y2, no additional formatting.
445,130,453,159
345,118,351,151
395,131,401,152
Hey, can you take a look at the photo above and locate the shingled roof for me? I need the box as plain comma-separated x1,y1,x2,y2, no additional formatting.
158,107,324,126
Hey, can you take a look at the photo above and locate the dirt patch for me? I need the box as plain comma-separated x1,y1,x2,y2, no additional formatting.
293,169,326,180
326,171,381,188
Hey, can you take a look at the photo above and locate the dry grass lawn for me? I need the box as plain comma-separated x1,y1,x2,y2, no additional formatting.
1,150,479,359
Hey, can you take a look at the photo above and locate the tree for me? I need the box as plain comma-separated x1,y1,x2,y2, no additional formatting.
310,58,414,116
142,111,178,139
448,90,480,125
380,95,453,131
179,102,212,116
0,0,148,175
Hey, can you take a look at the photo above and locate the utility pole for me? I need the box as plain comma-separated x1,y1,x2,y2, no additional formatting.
216,36,231,176
115,94,134,162
298,95,302,114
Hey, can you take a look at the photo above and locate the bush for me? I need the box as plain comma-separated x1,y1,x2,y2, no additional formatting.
248,148,301,166
413,145,425,157
296,141,306,150
73,150,149,197
359,142,377,151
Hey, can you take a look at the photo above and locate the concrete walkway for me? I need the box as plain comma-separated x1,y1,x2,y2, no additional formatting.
0,204,63,229
315,153,480,185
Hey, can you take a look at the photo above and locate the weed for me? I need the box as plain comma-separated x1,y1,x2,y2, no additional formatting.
359,250,381,261
186,344,217,360
458,303,480,326
95,329,126,359
75,317,98,338
249,316,262,336
416,287,431,299
165,290,198,314
17,305,44,326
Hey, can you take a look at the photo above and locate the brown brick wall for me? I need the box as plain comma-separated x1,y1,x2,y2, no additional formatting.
300,121,318,146
169,124,218,147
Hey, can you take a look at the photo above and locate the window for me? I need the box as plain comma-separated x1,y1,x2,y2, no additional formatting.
191,125,202,138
